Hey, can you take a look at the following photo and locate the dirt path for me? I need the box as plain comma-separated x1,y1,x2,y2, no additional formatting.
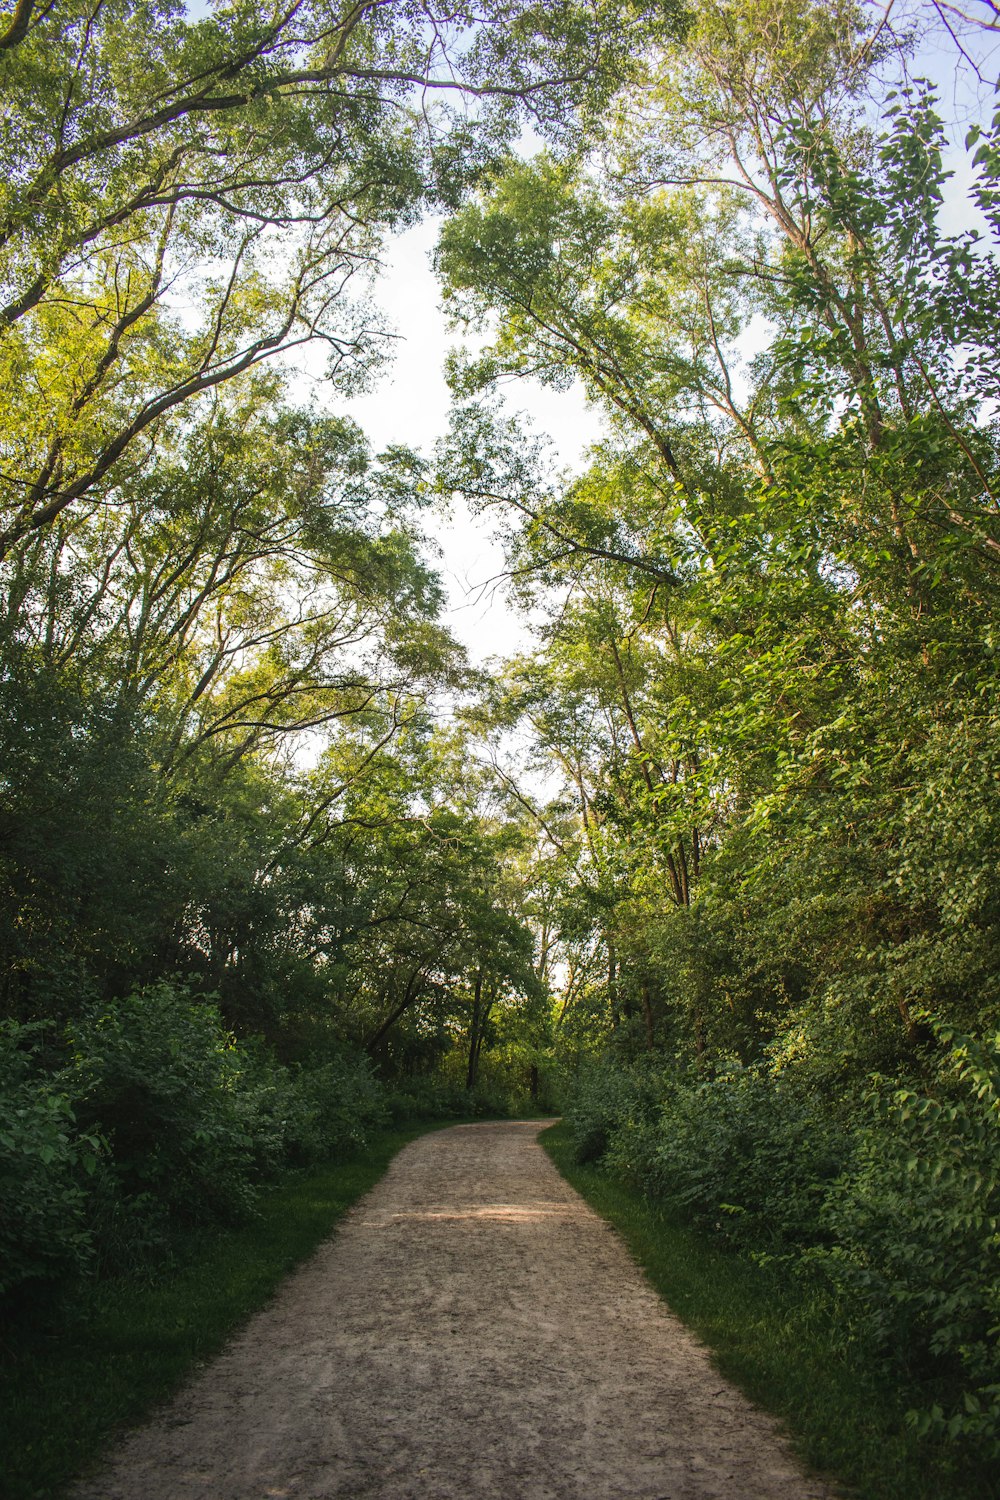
73,1121,836,1500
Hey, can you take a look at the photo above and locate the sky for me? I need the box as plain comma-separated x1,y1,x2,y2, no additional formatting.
337,217,599,667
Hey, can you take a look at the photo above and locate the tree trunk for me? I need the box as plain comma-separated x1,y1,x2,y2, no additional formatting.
607,930,620,1028
466,967,485,1089
641,977,655,1051
365,968,423,1053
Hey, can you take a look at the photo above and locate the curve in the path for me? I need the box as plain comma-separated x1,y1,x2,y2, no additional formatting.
73,1121,835,1500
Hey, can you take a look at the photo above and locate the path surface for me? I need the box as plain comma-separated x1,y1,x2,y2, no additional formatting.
74,1122,836,1500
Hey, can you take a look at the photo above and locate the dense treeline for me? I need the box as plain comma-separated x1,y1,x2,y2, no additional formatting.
3,0,1000,1479
437,0,1000,1458
0,0,622,1299
0,393,546,1283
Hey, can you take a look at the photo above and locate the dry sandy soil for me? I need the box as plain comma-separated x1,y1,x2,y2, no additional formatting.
73,1121,837,1500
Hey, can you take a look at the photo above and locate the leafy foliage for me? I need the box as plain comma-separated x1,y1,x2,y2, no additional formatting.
816,1027,1000,1446
0,1022,101,1295
68,985,262,1225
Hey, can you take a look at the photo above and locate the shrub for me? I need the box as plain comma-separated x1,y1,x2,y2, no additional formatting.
386,1076,466,1123
813,1025,1000,1449
3,993,398,1296
0,1022,101,1296
281,1053,389,1162
385,1074,519,1123
564,1059,660,1165
637,1068,848,1251
566,1023,1000,1455
67,984,257,1225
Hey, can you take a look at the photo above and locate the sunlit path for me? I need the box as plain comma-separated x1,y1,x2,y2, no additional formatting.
73,1123,832,1500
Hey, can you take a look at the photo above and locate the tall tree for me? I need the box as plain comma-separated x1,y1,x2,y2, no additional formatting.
0,0,646,557
435,0,1000,1067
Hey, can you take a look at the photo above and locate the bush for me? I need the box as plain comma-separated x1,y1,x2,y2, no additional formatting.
0,1022,101,1296
812,1025,1000,1449
2,992,399,1297
385,1075,517,1124
281,1053,389,1162
67,984,258,1225
564,1059,660,1165
563,1057,846,1250
564,1025,1000,1454
637,1069,848,1251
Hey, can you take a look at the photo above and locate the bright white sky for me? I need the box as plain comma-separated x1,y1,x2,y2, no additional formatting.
339,217,598,667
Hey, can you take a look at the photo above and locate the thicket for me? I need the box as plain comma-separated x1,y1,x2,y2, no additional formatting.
564,1025,1000,1449
0,989,387,1294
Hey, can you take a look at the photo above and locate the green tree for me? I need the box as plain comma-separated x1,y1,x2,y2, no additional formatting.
0,0,645,556
435,0,1000,1071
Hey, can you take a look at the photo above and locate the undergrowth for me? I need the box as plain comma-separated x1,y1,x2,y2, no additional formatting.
0,1125,433,1500
541,1119,1000,1500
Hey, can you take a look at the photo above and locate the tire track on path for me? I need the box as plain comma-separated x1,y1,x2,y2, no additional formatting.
73,1121,835,1500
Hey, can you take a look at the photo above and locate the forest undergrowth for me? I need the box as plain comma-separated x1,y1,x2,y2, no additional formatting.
543,1121,1000,1500
1,1122,470,1500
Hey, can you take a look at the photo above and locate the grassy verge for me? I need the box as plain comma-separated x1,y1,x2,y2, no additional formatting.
1,1124,434,1500
541,1120,999,1500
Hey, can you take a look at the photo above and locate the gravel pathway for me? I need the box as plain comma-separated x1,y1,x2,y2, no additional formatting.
73,1121,836,1500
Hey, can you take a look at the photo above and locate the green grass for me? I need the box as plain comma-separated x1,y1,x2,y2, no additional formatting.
541,1120,999,1500
0,1125,434,1500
